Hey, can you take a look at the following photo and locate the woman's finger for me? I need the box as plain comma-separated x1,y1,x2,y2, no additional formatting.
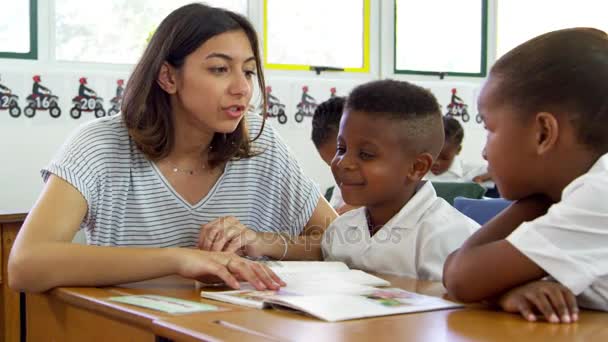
250,263,281,290
224,234,245,253
201,226,221,251
227,258,267,290
258,263,286,287
211,230,231,252
205,261,239,289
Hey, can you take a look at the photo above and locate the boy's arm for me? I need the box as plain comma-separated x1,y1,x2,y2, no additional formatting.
443,195,553,302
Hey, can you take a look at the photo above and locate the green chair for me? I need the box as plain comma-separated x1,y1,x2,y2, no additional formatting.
431,181,486,206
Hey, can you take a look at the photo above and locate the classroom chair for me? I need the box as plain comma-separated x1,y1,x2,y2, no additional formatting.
431,181,486,206
453,197,512,225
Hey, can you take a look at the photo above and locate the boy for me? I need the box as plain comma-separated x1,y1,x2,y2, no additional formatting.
312,96,357,214
426,116,492,186
443,28,608,323
322,79,479,281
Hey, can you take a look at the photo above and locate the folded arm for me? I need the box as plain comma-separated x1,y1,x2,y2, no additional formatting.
443,195,553,302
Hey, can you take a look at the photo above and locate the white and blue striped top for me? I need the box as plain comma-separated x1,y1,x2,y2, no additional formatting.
41,114,321,247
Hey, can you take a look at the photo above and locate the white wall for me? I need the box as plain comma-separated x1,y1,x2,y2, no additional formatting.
0,0,496,211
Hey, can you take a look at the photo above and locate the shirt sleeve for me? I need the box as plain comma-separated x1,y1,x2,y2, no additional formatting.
249,118,322,236
507,177,608,295
41,121,106,228
417,207,478,281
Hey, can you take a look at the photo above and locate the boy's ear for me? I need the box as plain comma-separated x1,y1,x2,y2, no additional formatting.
157,62,177,94
457,145,463,154
535,112,559,155
408,152,434,181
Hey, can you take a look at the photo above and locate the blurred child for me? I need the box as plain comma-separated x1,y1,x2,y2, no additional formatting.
426,116,492,187
444,28,608,324
321,80,479,281
312,96,357,214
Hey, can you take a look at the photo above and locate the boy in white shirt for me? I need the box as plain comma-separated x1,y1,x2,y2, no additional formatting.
426,116,491,186
443,28,608,324
312,96,358,214
321,80,479,281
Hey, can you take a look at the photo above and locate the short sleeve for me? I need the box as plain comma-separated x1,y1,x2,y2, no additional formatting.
417,210,478,281
41,120,108,227
248,117,322,236
507,177,608,295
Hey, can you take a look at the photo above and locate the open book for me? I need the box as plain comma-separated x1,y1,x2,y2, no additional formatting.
200,261,462,322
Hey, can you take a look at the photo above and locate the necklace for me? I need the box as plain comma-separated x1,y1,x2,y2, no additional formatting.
166,161,207,175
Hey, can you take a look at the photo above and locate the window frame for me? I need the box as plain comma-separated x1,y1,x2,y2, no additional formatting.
0,0,38,60
393,0,488,78
262,0,371,73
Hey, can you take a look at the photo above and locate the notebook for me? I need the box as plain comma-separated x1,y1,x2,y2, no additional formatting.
200,261,462,322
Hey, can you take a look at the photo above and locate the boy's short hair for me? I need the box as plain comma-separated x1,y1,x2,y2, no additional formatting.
444,116,464,146
311,96,346,148
345,79,444,157
491,27,608,154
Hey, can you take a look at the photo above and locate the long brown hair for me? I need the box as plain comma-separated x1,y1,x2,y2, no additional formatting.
491,28,608,154
121,3,267,167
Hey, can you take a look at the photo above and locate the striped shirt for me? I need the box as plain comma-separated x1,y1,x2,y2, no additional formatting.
42,114,321,247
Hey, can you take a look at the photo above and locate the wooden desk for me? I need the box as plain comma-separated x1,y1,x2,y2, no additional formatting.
153,275,608,342
26,276,253,341
25,274,608,342
0,210,27,342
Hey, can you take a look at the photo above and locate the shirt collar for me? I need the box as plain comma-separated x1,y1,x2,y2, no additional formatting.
342,181,437,232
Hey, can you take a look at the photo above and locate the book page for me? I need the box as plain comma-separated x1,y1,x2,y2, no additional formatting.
201,280,376,309
267,288,462,322
274,269,389,287
266,261,350,273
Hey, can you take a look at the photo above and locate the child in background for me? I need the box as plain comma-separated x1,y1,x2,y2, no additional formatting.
322,80,479,281
312,96,357,214
444,28,608,323
425,116,492,187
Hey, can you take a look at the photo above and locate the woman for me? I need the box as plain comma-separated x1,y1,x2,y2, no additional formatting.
9,3,336,293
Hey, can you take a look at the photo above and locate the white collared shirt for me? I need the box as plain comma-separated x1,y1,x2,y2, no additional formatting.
321,181,479,281
424,157,493,188
329,185,345,210
507,153,608,311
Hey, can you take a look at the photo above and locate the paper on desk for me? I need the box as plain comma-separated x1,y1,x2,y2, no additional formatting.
108,294,219,314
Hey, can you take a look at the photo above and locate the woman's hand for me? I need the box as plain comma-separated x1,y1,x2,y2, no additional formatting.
498,280,579,323
198,217,263,257
176,249,285,290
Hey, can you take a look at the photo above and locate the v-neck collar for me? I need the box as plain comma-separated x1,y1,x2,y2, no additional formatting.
150,160,231,210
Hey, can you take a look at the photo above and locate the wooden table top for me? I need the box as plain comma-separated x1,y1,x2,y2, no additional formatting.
48,275,608,342
0,210,28,223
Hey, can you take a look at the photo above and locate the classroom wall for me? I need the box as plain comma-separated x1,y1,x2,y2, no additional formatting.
0,0,493,211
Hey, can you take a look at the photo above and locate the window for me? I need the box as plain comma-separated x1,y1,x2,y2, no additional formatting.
264,0,370,72
0,0,37,59
54,0,248,64
497,0,607,58
394,0,487,77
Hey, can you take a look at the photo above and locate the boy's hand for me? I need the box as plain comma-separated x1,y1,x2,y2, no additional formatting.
498,280,579,323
